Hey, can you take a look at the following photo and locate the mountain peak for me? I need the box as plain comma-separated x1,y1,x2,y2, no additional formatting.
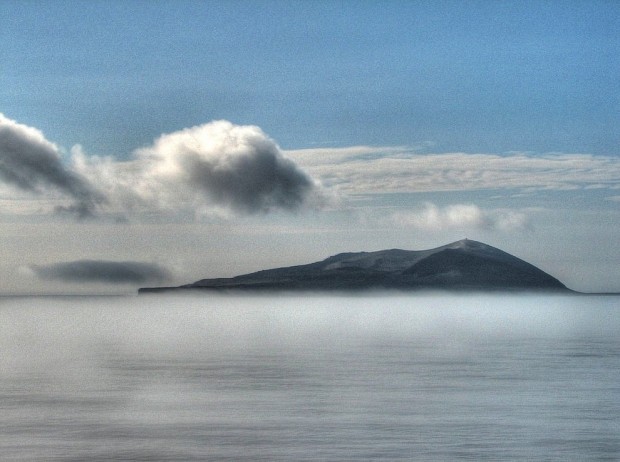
445,238,488,249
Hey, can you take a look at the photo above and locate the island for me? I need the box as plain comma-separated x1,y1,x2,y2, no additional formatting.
139,239,570,293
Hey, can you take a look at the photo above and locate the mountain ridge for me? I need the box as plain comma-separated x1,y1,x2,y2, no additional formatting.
139,239,571,293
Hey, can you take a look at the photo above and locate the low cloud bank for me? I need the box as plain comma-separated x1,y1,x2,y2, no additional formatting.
31,260,171,284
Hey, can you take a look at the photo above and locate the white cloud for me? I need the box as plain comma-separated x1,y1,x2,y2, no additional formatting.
389,203,530,232
135,120,317,214
74,121,321,217
289,147,620,195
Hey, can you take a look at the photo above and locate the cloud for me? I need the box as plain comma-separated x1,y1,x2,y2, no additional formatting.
4,113,618,220
73,121,320,217
31,260,171,284
0,113,104,218
136,120,316,213
289,147,620,195
389,203,530,232
0,116,318,219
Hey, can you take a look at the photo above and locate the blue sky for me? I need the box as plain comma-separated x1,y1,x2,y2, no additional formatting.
3,0,618,155
1,0,619,293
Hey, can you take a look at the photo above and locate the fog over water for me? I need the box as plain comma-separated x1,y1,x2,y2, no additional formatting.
1,294,619,461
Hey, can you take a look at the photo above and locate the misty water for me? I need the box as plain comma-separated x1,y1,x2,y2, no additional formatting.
1,294,619,461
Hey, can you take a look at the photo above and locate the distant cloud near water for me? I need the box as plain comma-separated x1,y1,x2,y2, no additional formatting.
31,260,171,284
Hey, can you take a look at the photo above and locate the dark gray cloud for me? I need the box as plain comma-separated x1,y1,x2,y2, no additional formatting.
183,143,314,213
31,260,171,284
0,114,105,218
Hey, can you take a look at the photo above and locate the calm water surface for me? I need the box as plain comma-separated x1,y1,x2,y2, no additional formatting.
1,294,619,461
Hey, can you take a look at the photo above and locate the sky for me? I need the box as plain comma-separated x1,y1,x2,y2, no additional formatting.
1,0,619,294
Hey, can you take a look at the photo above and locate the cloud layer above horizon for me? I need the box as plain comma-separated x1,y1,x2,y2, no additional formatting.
1,115,318,218
2,114,620,224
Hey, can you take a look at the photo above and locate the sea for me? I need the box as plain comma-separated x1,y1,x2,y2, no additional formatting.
1,293,619,461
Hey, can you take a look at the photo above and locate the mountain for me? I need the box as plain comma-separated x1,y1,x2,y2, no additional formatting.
139,239,570,293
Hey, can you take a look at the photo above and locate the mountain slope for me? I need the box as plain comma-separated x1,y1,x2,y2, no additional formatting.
139,239,569,293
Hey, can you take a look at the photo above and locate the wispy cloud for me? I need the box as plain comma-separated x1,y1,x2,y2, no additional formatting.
290,147,620,195
388,203,531,232
0,113,105,218
30,260,171,284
